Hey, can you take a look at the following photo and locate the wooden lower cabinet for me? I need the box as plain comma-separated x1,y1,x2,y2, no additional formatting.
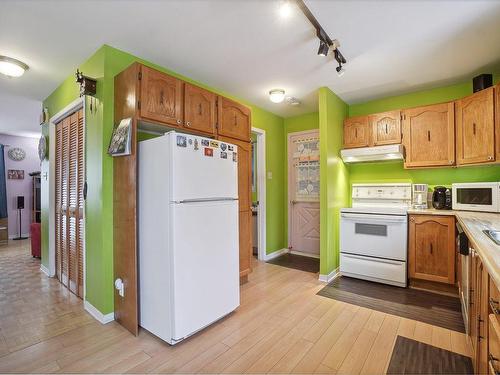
218,136,252,279
408,215,455,284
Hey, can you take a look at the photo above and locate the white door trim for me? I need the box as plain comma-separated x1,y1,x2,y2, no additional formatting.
47,97,87,299
287,129,320,252
251,127,266,261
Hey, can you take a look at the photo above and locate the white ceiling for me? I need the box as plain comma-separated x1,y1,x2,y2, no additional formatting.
1,0,499,135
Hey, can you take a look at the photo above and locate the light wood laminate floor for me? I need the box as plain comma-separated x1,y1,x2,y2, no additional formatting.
0,240,471,373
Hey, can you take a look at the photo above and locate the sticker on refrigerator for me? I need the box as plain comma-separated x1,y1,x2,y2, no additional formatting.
220,151,227,159
194,139,199,150
220,143,227,151
176,135,187,147
210,141,219,148
201,139,210,147
228,145,234,151
188,138,193,145
204,148,213,157
233,152,237,162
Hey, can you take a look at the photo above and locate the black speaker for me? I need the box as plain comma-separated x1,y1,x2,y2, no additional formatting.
473,74,493,93
17,196,24,210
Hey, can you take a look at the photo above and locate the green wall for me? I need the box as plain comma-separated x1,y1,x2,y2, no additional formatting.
348,78,500,187
319,88,349,276
42,45,287,314
283,112,319,247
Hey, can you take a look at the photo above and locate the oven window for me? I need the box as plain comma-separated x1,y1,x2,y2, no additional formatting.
355,223,387,236
457,188,492,205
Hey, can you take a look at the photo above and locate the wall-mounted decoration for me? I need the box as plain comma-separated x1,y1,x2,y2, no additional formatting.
108,118,132,157
8,170,24,180
39,107,49,125
7,147,26,161
38,135,47,161
75,69,97,97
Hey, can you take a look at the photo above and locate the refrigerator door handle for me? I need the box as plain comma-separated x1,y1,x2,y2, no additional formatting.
173,198,238,204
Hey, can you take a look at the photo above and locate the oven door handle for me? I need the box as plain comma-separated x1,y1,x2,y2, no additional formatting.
341,213,407,223
342,253,403,265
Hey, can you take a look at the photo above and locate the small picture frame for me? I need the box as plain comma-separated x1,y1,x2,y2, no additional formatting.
8,170,24,180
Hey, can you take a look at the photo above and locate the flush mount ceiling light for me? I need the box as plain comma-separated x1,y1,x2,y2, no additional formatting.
0,55,29,78
269,89,286,103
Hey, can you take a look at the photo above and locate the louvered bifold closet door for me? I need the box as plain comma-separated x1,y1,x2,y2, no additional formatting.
55,108,84,299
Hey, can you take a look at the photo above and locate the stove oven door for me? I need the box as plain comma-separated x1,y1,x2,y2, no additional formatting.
340,212,407,261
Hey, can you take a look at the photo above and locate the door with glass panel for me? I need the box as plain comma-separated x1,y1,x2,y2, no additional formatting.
55,108,85,298
288,130,320,256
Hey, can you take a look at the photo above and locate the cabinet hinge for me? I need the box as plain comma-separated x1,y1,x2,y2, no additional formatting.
138,100,141,110
138,71,142,80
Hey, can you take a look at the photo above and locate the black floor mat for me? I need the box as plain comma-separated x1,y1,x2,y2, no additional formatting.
317,276,464,332
387,336,473,374
266,253,319,273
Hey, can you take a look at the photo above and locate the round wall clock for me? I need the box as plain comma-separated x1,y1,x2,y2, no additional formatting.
38,136,47,161
8,147,26,161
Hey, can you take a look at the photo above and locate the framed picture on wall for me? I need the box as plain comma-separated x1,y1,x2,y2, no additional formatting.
8,170,24,180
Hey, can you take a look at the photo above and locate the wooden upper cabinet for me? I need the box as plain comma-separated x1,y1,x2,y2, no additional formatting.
184,83,217,135
217,97,251,142
370,110,401,146
140,66,183,126
408,215,455,284
456,87,495,165
343,116,370,148
495,84,500,161
402,102,455,168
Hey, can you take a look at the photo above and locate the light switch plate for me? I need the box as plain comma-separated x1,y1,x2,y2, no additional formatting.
267,171,272,180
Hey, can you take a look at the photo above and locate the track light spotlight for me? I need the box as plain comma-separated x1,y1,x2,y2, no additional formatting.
336,64,345,77
317,40,329,57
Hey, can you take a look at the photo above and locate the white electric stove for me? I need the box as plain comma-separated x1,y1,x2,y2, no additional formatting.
340,183,412,287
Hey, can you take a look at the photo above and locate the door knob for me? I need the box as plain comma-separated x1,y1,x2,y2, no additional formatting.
115,278,125,297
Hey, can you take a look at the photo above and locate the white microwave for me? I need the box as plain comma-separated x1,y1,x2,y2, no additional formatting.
452,182,500,213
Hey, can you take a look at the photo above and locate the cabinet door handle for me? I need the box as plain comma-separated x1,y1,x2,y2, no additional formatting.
234,115,237,126
160,90,164,104
473,123,476,135
355,128,358,138
385,124,388,134
427,130,431,142
198,103,202,115
430,243,433,254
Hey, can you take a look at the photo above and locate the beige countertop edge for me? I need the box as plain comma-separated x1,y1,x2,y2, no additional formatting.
407,208,500,288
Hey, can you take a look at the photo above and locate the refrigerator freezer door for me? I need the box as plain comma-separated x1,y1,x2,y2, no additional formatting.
171,199,240,341
170,133,238,201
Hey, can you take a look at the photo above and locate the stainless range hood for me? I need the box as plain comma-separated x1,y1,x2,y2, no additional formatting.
341,144,404,163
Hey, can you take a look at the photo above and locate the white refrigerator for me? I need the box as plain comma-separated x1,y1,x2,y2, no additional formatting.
138,131,240,345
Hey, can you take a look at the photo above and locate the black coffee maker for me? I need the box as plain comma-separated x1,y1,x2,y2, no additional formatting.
432,186,452,209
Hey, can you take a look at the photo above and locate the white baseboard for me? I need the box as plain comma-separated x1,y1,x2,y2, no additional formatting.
9,233,30,239
290,250,320,259
319,267,340,283
264,248,289,261
84,301,114,324
40,264,51,277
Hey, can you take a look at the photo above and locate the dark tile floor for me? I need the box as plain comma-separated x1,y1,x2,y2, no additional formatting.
266,253,320,273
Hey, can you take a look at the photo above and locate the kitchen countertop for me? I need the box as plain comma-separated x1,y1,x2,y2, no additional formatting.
407,208,500,288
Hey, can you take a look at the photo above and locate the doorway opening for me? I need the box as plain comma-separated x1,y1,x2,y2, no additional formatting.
48,98,86,299
250,127,266,262
281,130,320,273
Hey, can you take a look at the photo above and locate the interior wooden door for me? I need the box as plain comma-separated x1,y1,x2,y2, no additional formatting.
370,110,401,146
402,102,455,168
184,83,217,135
55,109,84,298
218,136,252,278
343,116,370,148
140,66,183,126
456,87,495,165
217,97,251,142
288,130,320,256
